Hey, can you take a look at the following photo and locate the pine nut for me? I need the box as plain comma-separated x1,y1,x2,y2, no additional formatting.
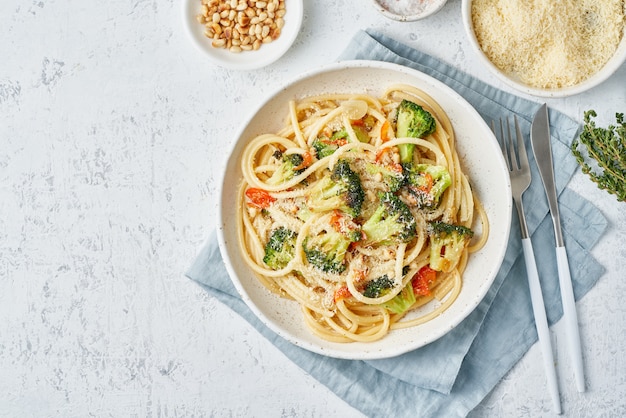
238,13,250,26
261,25,270,38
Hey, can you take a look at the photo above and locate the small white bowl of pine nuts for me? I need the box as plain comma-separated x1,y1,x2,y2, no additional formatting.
183,0,303,70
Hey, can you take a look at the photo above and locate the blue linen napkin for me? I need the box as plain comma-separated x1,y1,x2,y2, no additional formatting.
186,30,608,417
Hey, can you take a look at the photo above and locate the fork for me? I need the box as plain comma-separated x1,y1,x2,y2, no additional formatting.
494,117,562,414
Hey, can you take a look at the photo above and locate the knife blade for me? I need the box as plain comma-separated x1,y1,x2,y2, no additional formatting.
530,103,585,393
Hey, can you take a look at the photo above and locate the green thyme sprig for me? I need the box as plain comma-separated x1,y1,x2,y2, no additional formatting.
571,110,626,202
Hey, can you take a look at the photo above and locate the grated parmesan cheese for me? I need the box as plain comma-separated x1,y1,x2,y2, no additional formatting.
471,0,625,89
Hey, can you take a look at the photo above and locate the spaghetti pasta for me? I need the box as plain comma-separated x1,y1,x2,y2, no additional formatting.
237,84,489,343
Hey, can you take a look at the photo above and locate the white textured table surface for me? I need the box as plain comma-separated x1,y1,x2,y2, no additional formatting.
1,1,625,417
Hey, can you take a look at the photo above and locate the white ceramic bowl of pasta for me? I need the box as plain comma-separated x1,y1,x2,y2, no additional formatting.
462,0,626,98
182,0,303,70
217,60,511,359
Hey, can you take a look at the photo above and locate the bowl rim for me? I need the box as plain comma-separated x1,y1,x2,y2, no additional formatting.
461,0,626,98
216,60,512,359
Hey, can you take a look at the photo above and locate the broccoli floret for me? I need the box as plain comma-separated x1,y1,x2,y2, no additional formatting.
303,226,357,274
312,139,338,160
428,221,474,272
312,125,369,159
361,192,417,246
363,275,395,298
382,282,416,314
263,227,297,270
395,100,436,164
303,211,362,274
266,151,306,185
312,131,347,159
307,159,365,217
365,161,406,192
403,163,451,209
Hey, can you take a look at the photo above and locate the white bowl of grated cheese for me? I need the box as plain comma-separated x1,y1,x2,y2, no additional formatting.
462,0,626,97
372,0,448,22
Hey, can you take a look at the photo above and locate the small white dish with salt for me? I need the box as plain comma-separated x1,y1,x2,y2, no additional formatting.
372,0,448,21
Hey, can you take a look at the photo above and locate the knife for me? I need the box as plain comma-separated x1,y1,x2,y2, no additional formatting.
530,103,585,393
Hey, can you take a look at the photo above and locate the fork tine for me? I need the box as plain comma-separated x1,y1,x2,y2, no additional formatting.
493,119,510,170
514,116,530,172
504,118,519,170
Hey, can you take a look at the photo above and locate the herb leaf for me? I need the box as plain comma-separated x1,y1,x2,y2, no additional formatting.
571,110,626,202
